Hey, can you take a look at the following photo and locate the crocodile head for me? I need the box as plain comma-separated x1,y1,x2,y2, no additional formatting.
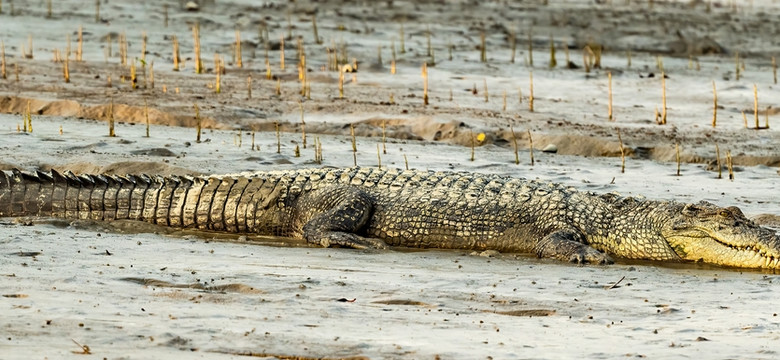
662,201,780,269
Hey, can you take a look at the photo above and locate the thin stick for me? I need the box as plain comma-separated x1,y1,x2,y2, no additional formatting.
299,101,306,148
144,98,149,137
617,128,625,173
470,130,475,161
247,74,252,99
149,61,154,89
527,129,535,166
712,80,717,127
735,52,740,81
194,104,201,143
399,23,405,54
583,46,592,73
422,62,429,105
403,154,409,170
626,50,631,68
509,29,516,63
108,98,115,137
726,150,734,181
1,40,5,80
214,54,221,93
312,14,321,44
773,56,777,85
141,32,147,62
275,121,281,153
339,66,345,98
502,90,507,112
766,106,770,129
480,31,487,63
483,79,489,103
661,73,667,125
347,122,357,153
753,84,759,129
608,71,613,121
235,30,242,68
675,143,681,176
63,54,70,83
529,72,534,112
193,23,203,74
23,100,30,132
251,131,255,151
715,144,722,179
381,118,387,154
742,111,748,128
26,35,32,59
119,32,127,66
548,35,556,68
606,276,625,290
510,125,519,165
130,58,137,89
317,137,323,163
77,25,83,61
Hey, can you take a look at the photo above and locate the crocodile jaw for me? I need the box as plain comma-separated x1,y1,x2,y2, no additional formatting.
666,230,780,269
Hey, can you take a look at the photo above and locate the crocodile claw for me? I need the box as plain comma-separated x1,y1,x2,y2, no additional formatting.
315,232,390,250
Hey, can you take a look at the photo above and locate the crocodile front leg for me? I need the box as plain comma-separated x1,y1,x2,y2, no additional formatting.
297,185,388,249
534,229,613,264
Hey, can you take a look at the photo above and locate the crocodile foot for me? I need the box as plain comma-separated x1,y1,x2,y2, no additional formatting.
568,247,613,265
311,231,390,250
535,229,613,265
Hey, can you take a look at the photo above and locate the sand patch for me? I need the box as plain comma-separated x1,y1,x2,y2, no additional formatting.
38,161,200,177
121,278,263,294
0,96,221,129
372,299,435,307
488,309,557,317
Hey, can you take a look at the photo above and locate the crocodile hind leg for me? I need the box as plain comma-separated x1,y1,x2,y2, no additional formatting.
534,229,613,264
297,185,388,250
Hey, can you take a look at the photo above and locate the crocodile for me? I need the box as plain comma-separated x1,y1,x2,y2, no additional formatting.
1,167,778,269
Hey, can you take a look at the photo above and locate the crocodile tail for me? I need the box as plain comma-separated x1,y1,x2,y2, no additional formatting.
0,169,161,222
0,169,262,233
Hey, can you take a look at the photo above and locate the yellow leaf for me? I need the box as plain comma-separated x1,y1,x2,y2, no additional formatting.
476,133,486,142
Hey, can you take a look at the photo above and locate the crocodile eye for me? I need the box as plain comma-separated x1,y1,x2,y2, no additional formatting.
682,204,700,216
719,210,731,218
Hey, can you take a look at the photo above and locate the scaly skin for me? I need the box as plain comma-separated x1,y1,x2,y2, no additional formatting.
1,167,778,269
